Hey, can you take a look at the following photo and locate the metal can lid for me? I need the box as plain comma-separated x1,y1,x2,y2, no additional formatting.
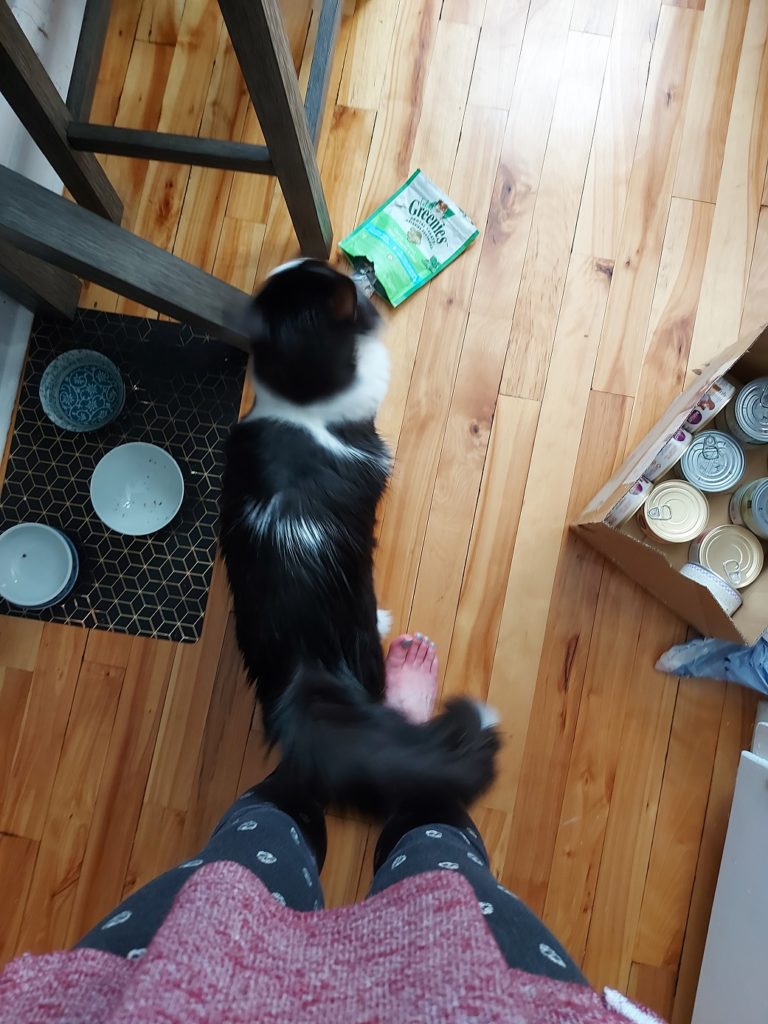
679,430,745,492
748,477,768,517
691,525,764,589
644,481,709,542
734,378,768,443
680,562,743,615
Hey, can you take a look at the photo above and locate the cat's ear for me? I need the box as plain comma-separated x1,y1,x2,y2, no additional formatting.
239,300,267,343
327,274,358,324
302,260,358,323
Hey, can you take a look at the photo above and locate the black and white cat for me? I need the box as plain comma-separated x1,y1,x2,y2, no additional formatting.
220,259,498,816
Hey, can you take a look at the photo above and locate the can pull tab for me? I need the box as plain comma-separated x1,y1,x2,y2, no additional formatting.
758,385,768,422
722,558,743,586
648,503,673,521
700,433,723,461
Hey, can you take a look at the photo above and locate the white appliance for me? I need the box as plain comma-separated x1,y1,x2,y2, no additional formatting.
692,700,768,1024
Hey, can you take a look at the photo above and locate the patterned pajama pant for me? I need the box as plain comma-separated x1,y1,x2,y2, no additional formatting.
77,790,586,985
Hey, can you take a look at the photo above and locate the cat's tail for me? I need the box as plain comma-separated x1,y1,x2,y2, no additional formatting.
268,667,501,816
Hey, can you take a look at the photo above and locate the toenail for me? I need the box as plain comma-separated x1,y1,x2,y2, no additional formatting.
430,642,436,649
400,638,413,648
415,632,423,640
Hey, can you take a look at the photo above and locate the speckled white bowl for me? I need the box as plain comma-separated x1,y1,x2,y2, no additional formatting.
90,442,184,536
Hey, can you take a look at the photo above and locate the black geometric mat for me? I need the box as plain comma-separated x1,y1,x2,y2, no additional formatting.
0,310,247,642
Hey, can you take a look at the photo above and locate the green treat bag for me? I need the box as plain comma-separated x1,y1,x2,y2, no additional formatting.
339,169,479,307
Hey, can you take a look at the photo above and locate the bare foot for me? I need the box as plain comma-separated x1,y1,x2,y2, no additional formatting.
384,633,438,725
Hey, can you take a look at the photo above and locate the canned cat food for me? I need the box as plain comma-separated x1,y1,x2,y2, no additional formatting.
729,477,768,539
644,429,692,482
639,481,709,543
679,562,743,616
678,430,745,493
683,376,736,433
604,477,653,528
720,378,768,445
689,525,764,589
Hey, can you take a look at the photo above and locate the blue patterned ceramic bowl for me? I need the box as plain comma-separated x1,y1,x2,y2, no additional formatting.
0,523,79,608
39,350,125,432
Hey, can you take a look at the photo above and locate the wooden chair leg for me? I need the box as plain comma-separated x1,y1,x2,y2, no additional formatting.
0,1,122,223
218,0,333,259
0,166,250,349
66,0,114,121
0,240,81,319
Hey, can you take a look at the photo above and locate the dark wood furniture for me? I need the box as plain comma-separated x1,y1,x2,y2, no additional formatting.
0,0,342,342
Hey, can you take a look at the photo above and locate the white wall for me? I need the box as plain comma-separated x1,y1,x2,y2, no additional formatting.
0,0,87,455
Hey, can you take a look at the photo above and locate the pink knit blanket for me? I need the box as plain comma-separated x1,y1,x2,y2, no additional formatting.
0,861,664,1023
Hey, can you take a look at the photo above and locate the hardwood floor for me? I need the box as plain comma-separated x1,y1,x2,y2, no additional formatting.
1,0,766,1018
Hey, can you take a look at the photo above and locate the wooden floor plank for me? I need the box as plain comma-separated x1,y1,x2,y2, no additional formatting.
0,624,87,840
337,0,401,109
740,204,768,337
375,106,507,631
408,315,523,658
183,614,254,851
0,616,43,672
482,254,612,815
540,567,646,962
104,39,176,234
0,667,32,798
65,637,176,944
580,596,681,990
90,0,144,125
320,106,376,247
502,390,633,916
633,678,726,968
408,20,481,183
570,0,617,35
467,0,528,110
212,216,266,293
440,393,539,706
627,196,714,447
592,4,701,397
442,0,488,27
127,0,224,258
0,835,38,968
572,0,661,261
501,29,608,399
124,559,231,889
83,630,135,670
471,0,574,321
321,815,369,907
137,0,186,45
629,962,678,1022
15,661,123,955
673,0,750,203
172,30,251,274
686,0,768,374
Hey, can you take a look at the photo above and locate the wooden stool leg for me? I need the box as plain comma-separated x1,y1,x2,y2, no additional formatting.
0,166,250,349
218,0,333,259
0,240,81,319
0,2,122,224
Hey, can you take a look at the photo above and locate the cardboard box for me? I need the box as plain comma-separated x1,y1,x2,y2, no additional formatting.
574,323,768,644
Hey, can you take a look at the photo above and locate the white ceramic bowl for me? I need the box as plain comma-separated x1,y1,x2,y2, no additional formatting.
90,442,184,536
0,523,77,608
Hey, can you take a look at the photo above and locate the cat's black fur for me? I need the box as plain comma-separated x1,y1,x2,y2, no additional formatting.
220,260,499,816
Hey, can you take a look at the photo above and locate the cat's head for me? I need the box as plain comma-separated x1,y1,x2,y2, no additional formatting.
243,259,387,410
